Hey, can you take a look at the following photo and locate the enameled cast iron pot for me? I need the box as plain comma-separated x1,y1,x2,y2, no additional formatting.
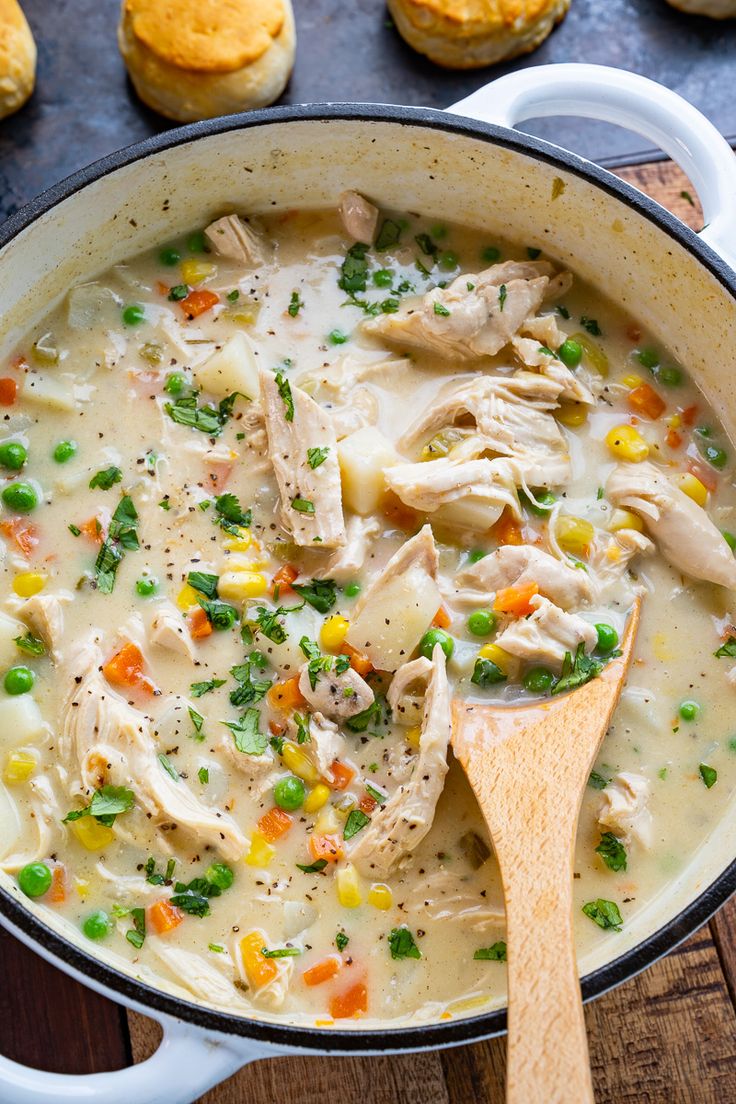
1,64,736,1104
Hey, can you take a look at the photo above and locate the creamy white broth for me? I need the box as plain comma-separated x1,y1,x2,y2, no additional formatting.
0,205,735,1028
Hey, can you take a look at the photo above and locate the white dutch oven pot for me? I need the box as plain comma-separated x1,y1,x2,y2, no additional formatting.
1,64,735,1103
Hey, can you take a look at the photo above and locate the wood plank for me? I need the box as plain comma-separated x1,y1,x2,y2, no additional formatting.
0,926,130,1074
710,896,736,1007
612,161,704,230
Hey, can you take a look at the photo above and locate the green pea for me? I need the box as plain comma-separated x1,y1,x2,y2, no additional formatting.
438,251,459,271
136,576,158,597
557,339,583,369
702,443,728,470
481,246,501,263
53,440,77,464
0,441,27,470
595,624,619,653
524,490,556,517
4,665,34,695
373,269,393,288
344,581,361,598
122,304,145,326
83,910,112,940
467,610,497,637
679,700,700,722
328,329,348,345
187,230,207,253
164,372,186,395
2,482,38,512
159,247,180,266
658,366,682,387
523,666,555,694
205,862,234,890
273,774,306,811
722,530,736,552
636,347,659,369
430,224,447,240
18,861,52,898
467,548,487,564
418,628,454,662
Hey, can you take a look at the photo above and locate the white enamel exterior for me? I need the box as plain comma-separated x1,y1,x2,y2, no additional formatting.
1,64,736,1102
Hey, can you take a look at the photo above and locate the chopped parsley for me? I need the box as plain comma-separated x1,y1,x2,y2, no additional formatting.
197,596,237,630
582,898,623,931
158,753,179,781
224,708,269,755
145,856,176,886
414,233,438,258
63,784,134,828
292,578,337,613
365,783,386,804
595,832,627,872
474,942,507,961
229,660,271,707
94,494,139,594
551,643,603,696
556,305,570,319
261,946,302,958
170,874,223,918
14,632,45,657
68,523,81,536
274,371,294,422
188,706,204,740
498,284,507,312
433,302,451,317
471,658,506,688
187,571,219,599
338,242,369,294
580,316,602,336
296,858,328,873
198,767,209,784
126,907,146,949
288,290,303,317
190,677,225,698
300,636,333,690
291,496,315,514
714,637,736,658
343,809,371,840
335,931,349,952
213,492,251,533
588,770,610,791
89,466,122,490
307,446,330,470
375,218,402,251
165,391,239,436
388,926,422,960
700,763,718,789
254,602,304,644
346,697,382,733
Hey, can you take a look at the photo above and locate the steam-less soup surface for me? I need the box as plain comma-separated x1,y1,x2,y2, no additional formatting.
1,198,735,1027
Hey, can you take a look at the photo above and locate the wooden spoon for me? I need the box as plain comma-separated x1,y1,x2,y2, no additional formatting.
451,598,641,1104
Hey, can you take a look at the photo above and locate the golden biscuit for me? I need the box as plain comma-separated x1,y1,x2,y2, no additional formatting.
666,0,736,14
387,0,570,69
0,0,36,120
117,0,296,122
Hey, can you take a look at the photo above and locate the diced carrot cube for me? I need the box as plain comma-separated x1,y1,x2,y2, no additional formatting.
1,518,39,555
330,980,368,1019
344,644,373,678
269,720,286,737
266,675,306,712
493,581,539,618
180,289,219,319
147,899,184,935
681,404,698,426
272,563,299,595
0,377,18,405
187,606,213,639
359,793,378,814
49,864,66,904
103,642,150,691
309,833,343,863
80,517,103,544
627,383,665,421
666,428,682,449
492,508,523,546
302,954,342,987
329,761,355,791
432,606,452,629
239,930,279,990
258,806,293,843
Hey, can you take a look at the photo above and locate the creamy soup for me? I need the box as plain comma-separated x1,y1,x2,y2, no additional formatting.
1,197,735,1028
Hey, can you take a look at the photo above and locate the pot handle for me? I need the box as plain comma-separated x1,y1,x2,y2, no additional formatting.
0,1013,271,1104
447,63,736,271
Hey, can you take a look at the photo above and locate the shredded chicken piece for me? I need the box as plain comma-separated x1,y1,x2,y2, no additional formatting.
260,367,346,548
149,939,250,1010
511,314,596,404
597,771,652,848
387,656,433,726
404,868,505,932
94,861,162,899
315,514,380,582
606,461,736,588
0,774,60,872
495,593,597,668
59,635,247,861
150,601,195,661
387,455,527,531
338,190,379,243
351,645,451,879
586,528,655,601
298,662,374,722
14,591,71,662
454,544,594,609
299,711,346,782
364,261,564,360
400,374,570,488
204,214,265,267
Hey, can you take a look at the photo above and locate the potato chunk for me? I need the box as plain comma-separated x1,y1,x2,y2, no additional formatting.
337,426,400,516
0,696,45,741
195,333,259,400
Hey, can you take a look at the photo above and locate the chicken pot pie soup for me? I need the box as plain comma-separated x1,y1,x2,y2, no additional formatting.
1,197,735,1027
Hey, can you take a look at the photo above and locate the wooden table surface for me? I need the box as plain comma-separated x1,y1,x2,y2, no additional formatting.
2,162,735,1104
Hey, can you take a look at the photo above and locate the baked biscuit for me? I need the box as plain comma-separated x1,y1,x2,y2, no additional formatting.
666,0,736,15
117,0,296,122
387,0,570,69
0,0,36,120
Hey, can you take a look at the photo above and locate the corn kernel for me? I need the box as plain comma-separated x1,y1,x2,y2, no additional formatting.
12,572,47,598
74,878,89,899
368,883,393,910
556,403,588,428
223,527,252,551
3,750,36,784
245,831,275,867
605,424,649,462
556,515,595,557
677,472,708,507
314,804,341,835
217,570,267,601
668,413,682,429
176,583,199,611
282,742,321,785
622,373,644,390
336,863,362,909
478,642,518,677
320,615,350,652
406,725,422,750
181,259,216,285
605,542,622,562
70,817,115,851
304,783,331,813
608,508,644,533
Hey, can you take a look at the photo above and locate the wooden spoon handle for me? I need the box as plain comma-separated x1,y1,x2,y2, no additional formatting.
499,826,594,1104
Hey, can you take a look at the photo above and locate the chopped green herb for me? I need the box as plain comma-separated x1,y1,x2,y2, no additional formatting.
595,832,627,872
209,942,225,952
526,247,541,259
224,708,268,755
375,219,402,251
187,571,219,599
168,284,188,301
415,233,438,258
307,446,330,470
190,678,226,698
213,493,251,533
474,942,507,961
14,632,45,657
680,190,694,206
580,316,602,336
551,643,603,696
158,753,179,781
588,770,609,791
714,638,736,658
433,302,451,317
188,707,204,740
198,767,209,784
126,907,146,949
89,466,122,491
68,523,81,537
498,284,507,312
291,497,315,514
345,697,382,733
226,289,240,303
296,859,328,874
471,658,506,688
338,242,369,294
699,763,717,789
556,305,570,319
276,371,296,420
293,578,337,613
335,931,349,951
343,809,371,840
229,661,271,707
388,926,422,960
63,785,134,828
582,898,622,931
261,946,302,958
197,597,237,630
288,290,303,317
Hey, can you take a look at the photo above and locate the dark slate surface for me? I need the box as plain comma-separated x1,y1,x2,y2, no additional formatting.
1,0,734,223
